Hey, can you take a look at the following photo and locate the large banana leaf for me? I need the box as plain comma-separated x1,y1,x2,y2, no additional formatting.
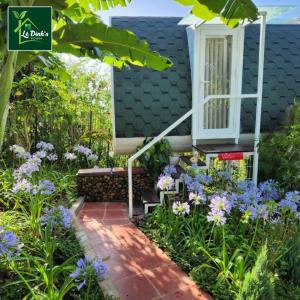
53,22,172,71
175,0,258,28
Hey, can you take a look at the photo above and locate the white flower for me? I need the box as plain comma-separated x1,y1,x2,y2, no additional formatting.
47,153,58,161
64,152,77,160
207,210,227,226
157,175,174,191
209,196,232,214
172,201,190,216
9,145,30,159
189,192,206,205
87,154,98,161
34,150,47,159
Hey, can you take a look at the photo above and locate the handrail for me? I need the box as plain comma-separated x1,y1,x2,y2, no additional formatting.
127,93,258,218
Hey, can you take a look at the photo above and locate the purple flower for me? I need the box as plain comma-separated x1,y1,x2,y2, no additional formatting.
73,145,93,156
258,180,280,200
163,165,177,176
278,191,300,213
18,160,40,177
41,206,72,230
179,173,193,186
237,180,256,192
38,180,55,195
70,257,108,290
186,179,203,194
0,227,21,259
93,258,108,280
36,141,54,152
197,174,213,185
157,175,174,191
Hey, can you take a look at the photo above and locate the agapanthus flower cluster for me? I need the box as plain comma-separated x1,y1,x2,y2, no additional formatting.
9,145,30,160
64,145,98,162
189,191,206,205
197,174,213,185
0,227,21,259
64,152,77,160
163,165,177,176
38,180,56,195
70,257,108,290
47,153,58,161
157,175,175,191
258,179,280,200
172,201,190,216
179,173,203,193
279,191,300,214
36,141,54,152
12,178,33,194
41,206,72,230
207,196,232,226
160,169,300,225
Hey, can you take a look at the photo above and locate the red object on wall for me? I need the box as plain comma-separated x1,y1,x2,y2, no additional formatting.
218,152,244,161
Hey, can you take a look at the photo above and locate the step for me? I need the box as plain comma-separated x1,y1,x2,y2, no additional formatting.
179,155,207,167
193,143,254,154
141,190,160,204
171,165,185,179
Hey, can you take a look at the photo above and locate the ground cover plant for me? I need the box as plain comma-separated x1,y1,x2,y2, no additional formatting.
0,142,112,299
143,165,300,299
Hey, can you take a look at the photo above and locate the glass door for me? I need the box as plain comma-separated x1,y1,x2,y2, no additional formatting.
196,28,242,140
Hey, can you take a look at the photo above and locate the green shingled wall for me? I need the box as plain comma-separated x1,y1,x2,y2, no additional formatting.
113,18,300,138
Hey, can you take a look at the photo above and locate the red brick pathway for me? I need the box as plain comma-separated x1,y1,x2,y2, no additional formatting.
77,202,212,300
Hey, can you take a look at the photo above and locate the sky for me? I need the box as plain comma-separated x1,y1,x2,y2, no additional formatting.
100,0,300,23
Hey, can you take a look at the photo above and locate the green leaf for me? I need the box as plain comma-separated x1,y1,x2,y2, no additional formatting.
12,11,20,19
53,22,173,71
175,0,258,28
19,11,27,20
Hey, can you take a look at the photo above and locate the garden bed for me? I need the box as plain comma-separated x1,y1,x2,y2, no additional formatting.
0,143,114,299
140,165,300,300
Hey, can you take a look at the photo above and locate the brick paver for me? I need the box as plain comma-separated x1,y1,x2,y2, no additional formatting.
77,202,212,300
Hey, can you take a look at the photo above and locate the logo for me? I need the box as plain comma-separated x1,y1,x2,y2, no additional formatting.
8,6,52,51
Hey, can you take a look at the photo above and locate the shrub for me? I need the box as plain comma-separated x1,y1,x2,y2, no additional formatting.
236,244,274,300
259,104,300,190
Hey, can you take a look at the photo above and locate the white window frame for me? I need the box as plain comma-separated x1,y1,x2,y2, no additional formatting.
192,24,245,141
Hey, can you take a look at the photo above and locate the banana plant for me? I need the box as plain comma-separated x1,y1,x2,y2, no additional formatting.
0,0,258,151
175,0,258,28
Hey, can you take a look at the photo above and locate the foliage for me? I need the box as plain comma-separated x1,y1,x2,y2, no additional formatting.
236,244,275,300
142,165,300,299
0,0,173,151
175,0,258,28
259,104,300,190
136,138,171,179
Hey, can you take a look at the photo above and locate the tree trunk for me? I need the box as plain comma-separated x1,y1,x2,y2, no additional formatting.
0,51,18,152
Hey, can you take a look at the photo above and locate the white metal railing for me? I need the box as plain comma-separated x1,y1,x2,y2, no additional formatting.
127,93,258,217
127,12,266,218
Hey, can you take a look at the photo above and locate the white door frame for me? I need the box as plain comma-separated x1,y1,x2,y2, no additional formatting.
192,24,245,141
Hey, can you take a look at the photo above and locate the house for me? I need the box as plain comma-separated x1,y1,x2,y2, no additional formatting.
110,13,300,216
111,16,300,152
